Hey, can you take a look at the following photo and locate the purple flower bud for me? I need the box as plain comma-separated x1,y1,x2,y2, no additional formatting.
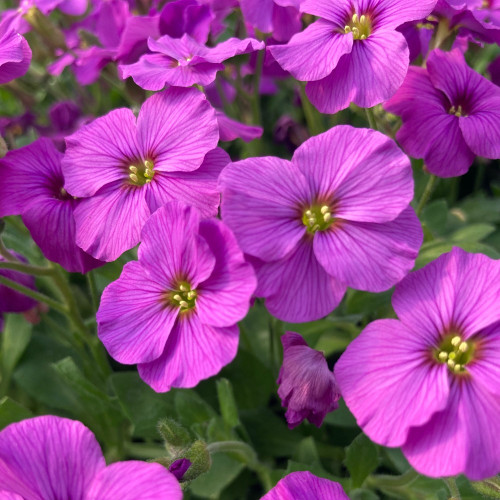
168,459,191,481
277,332,340,429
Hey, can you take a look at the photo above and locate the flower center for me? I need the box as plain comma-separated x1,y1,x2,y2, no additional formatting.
128,160,155,187
302,205,334,234
449,105,467,118
168,281,197,312
435,334,475,374
344,13,372,40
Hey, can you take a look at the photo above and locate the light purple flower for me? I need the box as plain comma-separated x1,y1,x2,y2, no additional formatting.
269,0,437,113
0,139,103,274
219,125,422,323
278,332,340,429
63,87,221,262
216,111,263,142
0,416,182,499
97,202,256,392
261,471,349,500
0,26,31,84
22,0,88,15
119,34,264,90
335,247,500,480
0,252,37,314
384,49,500,178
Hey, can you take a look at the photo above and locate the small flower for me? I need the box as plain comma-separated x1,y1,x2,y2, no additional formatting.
0,26,31,85
219,125,422,322
278,332,340,428
261,471,349,499
384,48,500,177
335,247,500,480
97,202,256,392
0,416,182,499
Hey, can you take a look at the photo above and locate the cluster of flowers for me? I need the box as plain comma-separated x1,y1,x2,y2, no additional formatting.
1,0,500,497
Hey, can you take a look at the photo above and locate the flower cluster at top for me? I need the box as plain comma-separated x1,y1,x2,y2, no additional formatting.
0,0,500,498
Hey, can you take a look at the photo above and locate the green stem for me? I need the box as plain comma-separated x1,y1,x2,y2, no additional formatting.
365,107,378,130
0,260,55,276
367,468,419,490
416,174,438,216
251,48,265,126
445,477,461,499
299,83,323,136
86,270,99,315
0,236,17,262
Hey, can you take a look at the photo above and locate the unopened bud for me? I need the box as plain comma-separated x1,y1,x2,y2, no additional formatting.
157,418,191,449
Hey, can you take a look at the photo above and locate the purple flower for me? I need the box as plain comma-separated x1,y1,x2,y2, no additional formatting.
278,332,340,428
335,247,500,480
0,26,31,84
385,49,500,178
219,125,422,323
119,34,264,90
216,111,263,142
168,458,191,481
97,202,256,392
269,0,437,113
23,0,88,15
63,87,221,262
0,252,37,314
0,139,103,273
261,471,349,500
0,416,182,499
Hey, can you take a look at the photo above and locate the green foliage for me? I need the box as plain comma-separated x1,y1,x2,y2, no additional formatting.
344,434,380,488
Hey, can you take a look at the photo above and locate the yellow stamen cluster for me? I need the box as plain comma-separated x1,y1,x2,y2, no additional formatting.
344,13,372,40
128,160,155,186
170,282,197,312
436,335,474,374
449,105,466,117
303,205,333,234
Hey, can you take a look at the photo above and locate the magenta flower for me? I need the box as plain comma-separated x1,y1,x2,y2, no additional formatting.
0,139,103,274
261,471,349,500
0,26,31,84
219,125,422,323
269,0,437,113
0,416,182,499
278,332,340,428
119,34,264,90
63,87,221,262
216,111,263,142
335,248,500,480
385,49,500,178
0,252,37,314
97,202,256,392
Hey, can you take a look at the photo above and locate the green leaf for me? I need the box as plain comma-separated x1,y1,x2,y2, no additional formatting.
349,489,380,500
110,371,176,439
323,399,358,428
175,390,217,428
422,199,448,236
284,460,342,484
344,433,379,488
470,476,500,499
1,313,32,384
0,396,33,430
216,378,240,428
450,223,496,243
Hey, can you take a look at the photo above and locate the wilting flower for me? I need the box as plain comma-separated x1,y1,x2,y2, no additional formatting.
0,416,182,499
335,247,500,480
0,26,31,84
278,332,340,428
63,87,221,262
0,252,37,314
119,34,264,90
269,0,437,113
97,202,256,392
261,471,349,499
0,138,103,273
219,125,422,322
385,49,500,178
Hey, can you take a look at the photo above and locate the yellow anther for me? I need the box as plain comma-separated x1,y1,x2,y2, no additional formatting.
352,13,358,23
173,294,182,301
144,168,154,178
187,291,196,300
360,34,367,40
129,165,138,173
129,173,139,183
179,300,189,308
459,342,468,353
454,364,462,373
447,359,456,369
438,351,448,361
308,217,316,225
451,336,461,347
320,206,329,214
179,284,188,292
352,27,360,37
323,213,332,222
305,210,313,217
360,14,366,24
144,160,153,169
344,25,351,33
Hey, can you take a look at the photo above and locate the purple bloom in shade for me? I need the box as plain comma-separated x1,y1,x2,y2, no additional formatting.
0,27,31,84
0,415,182,499
269,0,437,114
0,253,37,314
119,34,264,90
384,49,500,178
261,471,349,500
62,87,221,262
97,202,256,392
278,332,340,429
335,248,500,480
0,139,103,274
219,125,422,323
169,458,191,481
489,55,500,86
216,111,263,142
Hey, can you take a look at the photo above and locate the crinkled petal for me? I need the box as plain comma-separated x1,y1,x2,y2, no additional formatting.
204,37,264,63
219,157,310,262
119,54,178,91
137,87,219,173
292,125,414,223
256,239,347,323
300,0,349,25
335,319,450,447
97,261,178,364
0,416,105,500
269,20,352,82
313,207,422,292
370,0,439,29
138,315,239,392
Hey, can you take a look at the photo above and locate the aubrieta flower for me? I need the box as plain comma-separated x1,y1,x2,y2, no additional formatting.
385,49,500,178
0,252,37,314
119,34,264,90
0,138,103,274
261,471,349,500
63,87,222,262
0,416,182,499
97,202,256,392
219,125,422,323
0,25,31,84
335,248,500,480
269,0,437,113
278,332,340,429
